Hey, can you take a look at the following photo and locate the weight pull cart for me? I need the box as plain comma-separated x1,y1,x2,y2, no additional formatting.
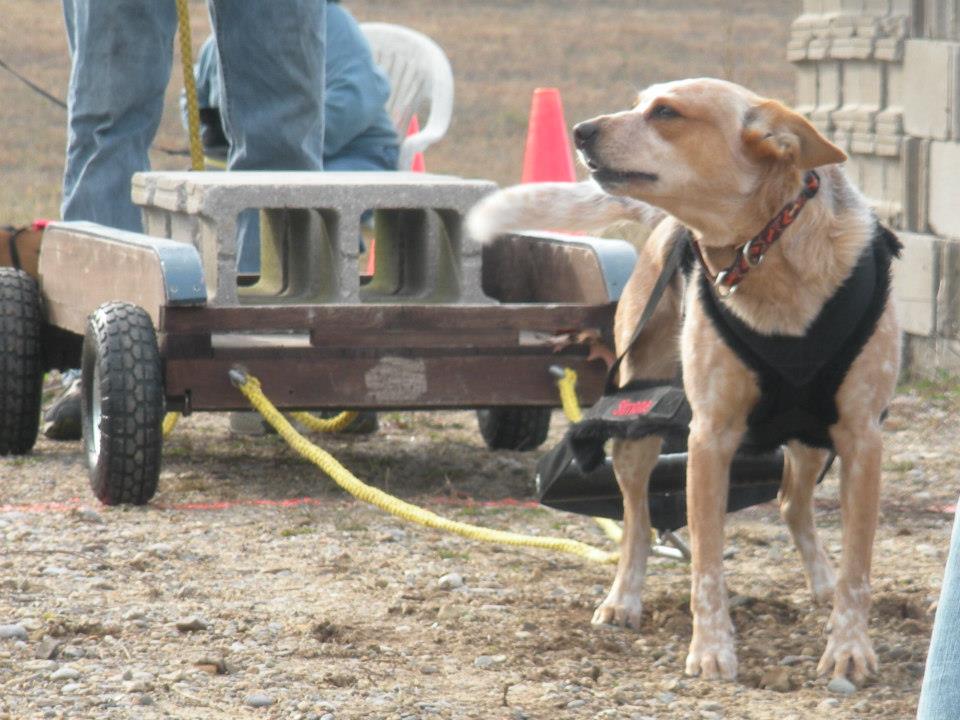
0,171,630,506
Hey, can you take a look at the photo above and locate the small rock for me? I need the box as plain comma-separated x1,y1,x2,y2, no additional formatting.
60,682,84,694
759,666,793,692
51,666,82,681
474,654,507,669
420,664,439,675
699,701,724,712
779,654,815,666
194,657,227,675
817,698,840,710
566,699,587,709
0,624,27,641
245,693,276,708
174,616,208,633
657,691,676,704
437,573,464,590
71,508,104,524
137,695,154,706
827,676,856,695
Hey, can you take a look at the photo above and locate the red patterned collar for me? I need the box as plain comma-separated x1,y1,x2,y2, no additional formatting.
692,170,820,297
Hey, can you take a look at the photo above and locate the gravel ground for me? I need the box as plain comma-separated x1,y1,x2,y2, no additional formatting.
1,383,956,720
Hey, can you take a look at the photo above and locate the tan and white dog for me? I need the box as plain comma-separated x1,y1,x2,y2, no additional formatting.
468,78,901,684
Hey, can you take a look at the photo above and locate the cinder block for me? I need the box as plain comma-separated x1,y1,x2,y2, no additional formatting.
902,137,931,233
833,61,885,133
812,61,843,132
902,39,960,140
928,141,960,238
918,0,960,41
893,232,940,336
795,63,819,114
938,237,960,337
132,171,498,308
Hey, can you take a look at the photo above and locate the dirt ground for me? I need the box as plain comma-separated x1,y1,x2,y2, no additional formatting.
1,377,957,720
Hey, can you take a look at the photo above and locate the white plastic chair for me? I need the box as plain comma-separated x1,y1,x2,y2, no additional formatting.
360,22,454,171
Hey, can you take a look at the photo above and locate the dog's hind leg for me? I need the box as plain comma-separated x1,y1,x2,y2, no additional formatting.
594,223,684,630
780,442,835,604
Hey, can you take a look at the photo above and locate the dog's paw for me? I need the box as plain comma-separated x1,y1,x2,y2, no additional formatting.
591,595,643,630
817,626,877,683
684,634,737,681
808,563,836,605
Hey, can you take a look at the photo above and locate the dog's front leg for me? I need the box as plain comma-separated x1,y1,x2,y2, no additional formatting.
684,424,741,681
593,435,661,628
817,423,882,683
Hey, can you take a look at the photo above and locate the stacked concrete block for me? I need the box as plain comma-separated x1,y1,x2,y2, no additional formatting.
132,171,497,308
791,0,960,376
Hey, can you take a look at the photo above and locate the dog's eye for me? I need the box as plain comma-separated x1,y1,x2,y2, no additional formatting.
650,104,680,120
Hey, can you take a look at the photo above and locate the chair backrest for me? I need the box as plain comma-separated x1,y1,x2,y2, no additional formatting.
360,22,454,171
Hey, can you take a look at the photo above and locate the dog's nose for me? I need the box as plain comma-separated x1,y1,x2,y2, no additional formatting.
573,120,600,150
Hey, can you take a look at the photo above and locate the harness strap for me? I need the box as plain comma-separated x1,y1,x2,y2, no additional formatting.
604,232,688,394
2,226,23,271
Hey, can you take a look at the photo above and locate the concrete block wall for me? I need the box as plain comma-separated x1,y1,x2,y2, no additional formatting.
791,0,960,376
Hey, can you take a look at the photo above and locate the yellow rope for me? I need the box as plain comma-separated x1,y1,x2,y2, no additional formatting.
175,0,204,172
162,412,180,436
230,368,618,564
553,366,624,545
290,411,360,433
161,0,203,438
556,366,584,423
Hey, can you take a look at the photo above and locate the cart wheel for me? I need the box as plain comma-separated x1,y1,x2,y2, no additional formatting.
0,268,43,455
476,407,551,451
82,302,164,505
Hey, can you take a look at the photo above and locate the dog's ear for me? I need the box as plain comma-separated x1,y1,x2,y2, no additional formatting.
742,100,846,170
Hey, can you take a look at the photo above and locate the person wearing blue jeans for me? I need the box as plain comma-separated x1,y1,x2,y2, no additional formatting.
917,502,960,718
46,0,326,440
191,0,399,273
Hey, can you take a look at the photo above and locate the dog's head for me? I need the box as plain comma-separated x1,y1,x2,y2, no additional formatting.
573,78,846,241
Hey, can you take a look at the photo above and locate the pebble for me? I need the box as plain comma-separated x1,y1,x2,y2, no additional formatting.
175,616,208,632
245,693,276,708
51,666,82,681
0,624,28,641
474,654,507,669
759,666,793,692
818,698,840,710
827,676,857,695
699,701,724,712
437,573,464,590
779,654,816,666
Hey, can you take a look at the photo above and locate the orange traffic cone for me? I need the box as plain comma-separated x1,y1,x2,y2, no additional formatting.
407,115,426,172
521,87,576,183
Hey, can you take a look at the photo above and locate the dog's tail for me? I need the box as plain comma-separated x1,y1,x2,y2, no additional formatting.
466,181,665,243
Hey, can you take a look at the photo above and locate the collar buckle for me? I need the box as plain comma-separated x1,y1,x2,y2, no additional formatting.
714,271,737,297
743,237,765,267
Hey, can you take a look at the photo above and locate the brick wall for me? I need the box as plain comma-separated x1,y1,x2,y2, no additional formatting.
790,0,960,376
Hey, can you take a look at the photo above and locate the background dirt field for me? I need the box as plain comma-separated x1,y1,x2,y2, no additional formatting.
0,1,957,719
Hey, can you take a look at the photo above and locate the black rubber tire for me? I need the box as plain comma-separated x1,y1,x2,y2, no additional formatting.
476,407,551,451
0,268,43,455
82,302,164,506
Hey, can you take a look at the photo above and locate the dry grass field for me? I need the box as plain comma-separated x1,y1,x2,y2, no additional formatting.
0,0,797,223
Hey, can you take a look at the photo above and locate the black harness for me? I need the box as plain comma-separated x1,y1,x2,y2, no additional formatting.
700,223,902,452
561,220,900,471
2,226,25,270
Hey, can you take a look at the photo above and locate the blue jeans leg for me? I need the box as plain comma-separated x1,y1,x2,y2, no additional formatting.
60,0,176,232
209,0,326,275
917,501,960,719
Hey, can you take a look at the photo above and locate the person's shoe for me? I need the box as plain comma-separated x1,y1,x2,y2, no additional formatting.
42,377,82,441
